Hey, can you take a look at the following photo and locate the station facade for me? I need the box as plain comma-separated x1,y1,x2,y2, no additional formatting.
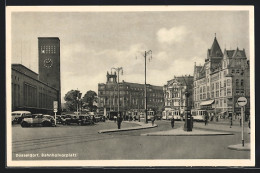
11,37,61,114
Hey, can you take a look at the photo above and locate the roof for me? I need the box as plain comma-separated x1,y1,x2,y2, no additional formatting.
38,37,60,40
208,37,223,57
232,48,246,58
224,48,247,58
226,50,235,58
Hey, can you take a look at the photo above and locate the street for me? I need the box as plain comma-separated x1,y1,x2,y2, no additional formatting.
12,120,250,160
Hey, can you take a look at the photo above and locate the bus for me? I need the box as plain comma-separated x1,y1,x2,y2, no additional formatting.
191,109,207,122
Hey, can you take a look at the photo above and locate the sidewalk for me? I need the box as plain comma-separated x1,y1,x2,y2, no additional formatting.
141,127,233,136
192,121,251,133
98,121,157,133
228,143,250,151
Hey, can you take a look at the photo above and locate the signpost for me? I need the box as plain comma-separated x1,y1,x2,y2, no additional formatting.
237,97,247,147
53,101,58,126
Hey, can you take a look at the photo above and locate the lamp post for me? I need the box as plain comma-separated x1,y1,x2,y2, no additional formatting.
181,76,191,131
143,50,152,123
112,67,123,117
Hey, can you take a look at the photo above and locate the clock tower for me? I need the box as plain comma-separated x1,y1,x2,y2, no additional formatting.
38,37,61,111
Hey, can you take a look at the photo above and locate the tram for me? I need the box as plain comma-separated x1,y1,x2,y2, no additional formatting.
191,109,207,122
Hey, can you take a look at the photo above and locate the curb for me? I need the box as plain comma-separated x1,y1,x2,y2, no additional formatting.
98,123,158,133
141,128,233,136
193,126,247,133
228,143,250,151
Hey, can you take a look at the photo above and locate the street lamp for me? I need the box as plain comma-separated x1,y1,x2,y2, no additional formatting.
111,67,123,117
181,76,191,131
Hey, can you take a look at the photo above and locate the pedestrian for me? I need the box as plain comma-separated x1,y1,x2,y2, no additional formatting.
117,115,122,129
152,117,155,126
114,115,117,123
230,114,233,128
171,117,175,128
239,115,242,127
204,114,208,126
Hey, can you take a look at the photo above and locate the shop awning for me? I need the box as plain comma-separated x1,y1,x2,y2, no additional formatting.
200,100,215,106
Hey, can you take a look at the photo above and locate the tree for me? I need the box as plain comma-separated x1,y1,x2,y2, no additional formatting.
64,90,81,112
82,90,98,112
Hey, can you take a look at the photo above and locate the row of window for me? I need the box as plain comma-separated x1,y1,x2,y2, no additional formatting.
12,83,20,108
195,88,233,101
24,83,37,107
99,91,163,98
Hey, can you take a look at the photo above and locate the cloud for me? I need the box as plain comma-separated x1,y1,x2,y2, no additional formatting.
157,26,189,44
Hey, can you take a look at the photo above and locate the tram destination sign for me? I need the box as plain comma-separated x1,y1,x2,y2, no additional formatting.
237,97,247,107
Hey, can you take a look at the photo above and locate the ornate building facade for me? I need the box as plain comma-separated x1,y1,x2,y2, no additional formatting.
163,75,193,114
98,72,164,117
193,36,250,116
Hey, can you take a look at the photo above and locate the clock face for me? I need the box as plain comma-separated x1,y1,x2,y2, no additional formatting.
43,58,53,68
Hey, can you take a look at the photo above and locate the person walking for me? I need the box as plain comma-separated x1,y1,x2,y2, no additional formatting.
171,117,175,128
229,114,233,128
152,116,155,126
204,114,208,126
117,115,122,129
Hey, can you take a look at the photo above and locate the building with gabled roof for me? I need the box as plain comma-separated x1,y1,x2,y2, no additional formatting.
193,36,250,118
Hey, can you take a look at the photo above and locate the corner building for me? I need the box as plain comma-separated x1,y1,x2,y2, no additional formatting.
98,72,164,118
163,76,193,114
193,36,250,117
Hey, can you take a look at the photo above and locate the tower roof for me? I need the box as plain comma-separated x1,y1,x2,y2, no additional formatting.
208,36,223,57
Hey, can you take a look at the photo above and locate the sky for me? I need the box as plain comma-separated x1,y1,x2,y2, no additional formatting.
10,9,250,102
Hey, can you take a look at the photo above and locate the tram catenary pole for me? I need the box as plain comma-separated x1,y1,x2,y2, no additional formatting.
112,67,123,117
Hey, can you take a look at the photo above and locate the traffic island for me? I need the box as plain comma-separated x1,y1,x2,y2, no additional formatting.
228,143,250,151
98,122,157,133
141,127,233,136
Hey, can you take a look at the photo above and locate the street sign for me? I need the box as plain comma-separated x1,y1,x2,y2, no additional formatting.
237,97,247,107
53,101,58,109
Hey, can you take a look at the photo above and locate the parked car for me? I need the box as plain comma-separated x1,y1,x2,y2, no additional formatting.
63,114,81,125
12,111,32,124
155,114,162,120
21,114,55,127
78,115,94,125
97,114,106,122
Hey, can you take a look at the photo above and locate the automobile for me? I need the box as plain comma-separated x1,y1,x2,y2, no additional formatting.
12,111,32,124
78,115,94,125
63,114,81,125
96,114,106,122
55,115,64,124
155,114,162,120
21,114,55,127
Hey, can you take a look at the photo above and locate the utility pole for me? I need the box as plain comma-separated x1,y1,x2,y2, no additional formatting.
112,67,123,117
182,76,191,131
144,50,152,123
135,50,152,123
